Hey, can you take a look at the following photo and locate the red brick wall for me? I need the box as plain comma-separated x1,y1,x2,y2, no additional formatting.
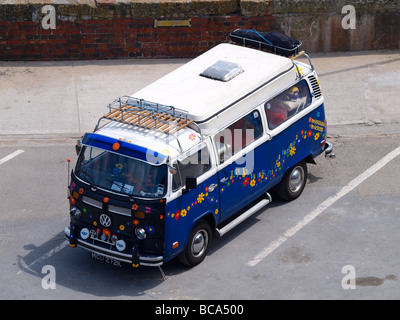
0,15,277,61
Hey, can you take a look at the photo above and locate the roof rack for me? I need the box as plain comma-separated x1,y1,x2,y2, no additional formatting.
95,96,200,136
229,29,302,58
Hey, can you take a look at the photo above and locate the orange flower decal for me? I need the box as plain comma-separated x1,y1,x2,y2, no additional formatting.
112,142,120,150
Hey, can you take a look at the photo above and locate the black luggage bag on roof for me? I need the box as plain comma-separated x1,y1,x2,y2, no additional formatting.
230,29,302,57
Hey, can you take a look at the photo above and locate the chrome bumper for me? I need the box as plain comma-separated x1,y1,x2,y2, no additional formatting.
324,141,335,159
64,226,163,267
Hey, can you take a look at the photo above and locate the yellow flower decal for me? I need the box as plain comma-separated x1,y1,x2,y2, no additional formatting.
314,133,320,140
289,146,296,156
181,209,187,217
250,179,256,187
93,221,97,226
197,193,205,204
119,225,125,231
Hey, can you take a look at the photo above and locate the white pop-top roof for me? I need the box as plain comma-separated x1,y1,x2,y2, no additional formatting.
95,43,298,161
133,43,295,124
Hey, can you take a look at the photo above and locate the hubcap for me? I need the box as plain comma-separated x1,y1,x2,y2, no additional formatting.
191,230,208,258
289,166,304,193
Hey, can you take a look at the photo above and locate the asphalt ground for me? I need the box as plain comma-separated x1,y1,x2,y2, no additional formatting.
0,50,400,302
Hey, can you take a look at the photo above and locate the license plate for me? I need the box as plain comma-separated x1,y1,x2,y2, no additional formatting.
91,252,122,267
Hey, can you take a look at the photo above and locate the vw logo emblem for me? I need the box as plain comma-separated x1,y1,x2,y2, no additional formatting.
99,214,112,228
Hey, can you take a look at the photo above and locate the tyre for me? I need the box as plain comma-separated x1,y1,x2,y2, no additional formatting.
276,160,307,201
178,220,212,267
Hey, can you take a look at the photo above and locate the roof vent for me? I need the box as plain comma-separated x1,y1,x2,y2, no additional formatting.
200,60,243,82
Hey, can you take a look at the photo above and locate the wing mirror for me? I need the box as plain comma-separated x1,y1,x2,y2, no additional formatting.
182,176,197,194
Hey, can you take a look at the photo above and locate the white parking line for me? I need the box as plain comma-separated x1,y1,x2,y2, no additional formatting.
247,145,400,267
0,150,24,166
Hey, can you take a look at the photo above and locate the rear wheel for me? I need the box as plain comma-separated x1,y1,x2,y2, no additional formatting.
178,220,212,267
276,160,307,201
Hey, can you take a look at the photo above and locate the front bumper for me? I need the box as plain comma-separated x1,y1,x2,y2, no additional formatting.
64,226,163,267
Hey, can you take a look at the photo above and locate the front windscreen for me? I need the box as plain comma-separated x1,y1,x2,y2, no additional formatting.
75,146,167,198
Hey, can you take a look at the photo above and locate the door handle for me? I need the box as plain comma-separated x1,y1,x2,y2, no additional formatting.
220,177,229,183
208,183,218,192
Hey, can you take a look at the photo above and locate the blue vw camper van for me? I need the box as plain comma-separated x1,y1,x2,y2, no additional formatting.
65,41,334,268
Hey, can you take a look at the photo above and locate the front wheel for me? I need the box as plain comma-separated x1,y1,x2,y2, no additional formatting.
178,220,212,267
276,160,307,201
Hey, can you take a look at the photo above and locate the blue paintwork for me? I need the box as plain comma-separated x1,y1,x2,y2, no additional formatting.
164,174,220,261
162,103,326,262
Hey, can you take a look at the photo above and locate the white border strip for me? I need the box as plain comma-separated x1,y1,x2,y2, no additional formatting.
0,150,24,166
247,145,400,267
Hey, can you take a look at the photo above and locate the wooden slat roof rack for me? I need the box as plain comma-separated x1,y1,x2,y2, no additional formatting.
94,96,201,136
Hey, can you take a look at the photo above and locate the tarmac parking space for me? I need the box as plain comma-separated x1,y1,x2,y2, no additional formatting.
0,131,399,300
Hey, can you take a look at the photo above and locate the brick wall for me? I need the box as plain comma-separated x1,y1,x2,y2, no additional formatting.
0,1,276,61
1,0,399,61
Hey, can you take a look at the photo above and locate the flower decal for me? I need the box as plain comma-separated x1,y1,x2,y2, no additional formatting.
250,179,256,187
146,225,155,235
197,193,205,204
132,204,138,210
289,145,296,156
189,133,196,141
181,209,187,217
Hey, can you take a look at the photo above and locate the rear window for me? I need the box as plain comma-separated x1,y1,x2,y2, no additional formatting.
265,80,312,129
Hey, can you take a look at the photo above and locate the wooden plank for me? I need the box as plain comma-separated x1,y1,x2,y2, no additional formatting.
102,103,195,135
290,50,305,60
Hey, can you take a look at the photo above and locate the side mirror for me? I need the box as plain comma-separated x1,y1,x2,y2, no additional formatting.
75,139,82,155
182,176,197,194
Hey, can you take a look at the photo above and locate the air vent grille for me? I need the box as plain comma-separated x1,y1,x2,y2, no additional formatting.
308,75,321,99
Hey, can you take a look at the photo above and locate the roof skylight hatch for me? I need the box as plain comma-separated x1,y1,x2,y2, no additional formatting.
200,60,243,82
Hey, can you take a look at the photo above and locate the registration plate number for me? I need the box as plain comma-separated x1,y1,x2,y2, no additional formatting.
91,252,122,267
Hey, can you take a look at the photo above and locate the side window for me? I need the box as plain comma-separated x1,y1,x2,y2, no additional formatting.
265,80,312,129
214,110,263,163
172,145,211,191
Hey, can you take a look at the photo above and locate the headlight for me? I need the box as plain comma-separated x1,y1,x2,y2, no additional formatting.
70,207,82,220
135,227,146,240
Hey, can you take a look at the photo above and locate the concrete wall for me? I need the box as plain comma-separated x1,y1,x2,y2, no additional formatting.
0,0,399,61
273,0,400,52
